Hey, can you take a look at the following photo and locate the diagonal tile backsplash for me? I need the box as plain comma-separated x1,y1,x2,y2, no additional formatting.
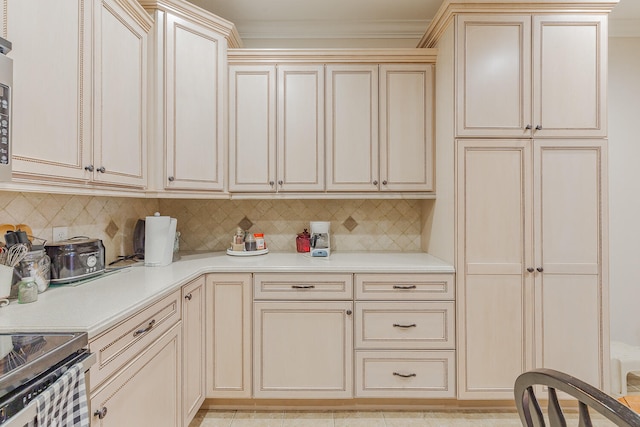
0,191,423,263
159,198,422,253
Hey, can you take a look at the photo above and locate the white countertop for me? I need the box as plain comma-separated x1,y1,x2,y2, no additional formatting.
0,251,454,338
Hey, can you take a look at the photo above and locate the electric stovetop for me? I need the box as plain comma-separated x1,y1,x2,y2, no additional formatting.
0,332,88,398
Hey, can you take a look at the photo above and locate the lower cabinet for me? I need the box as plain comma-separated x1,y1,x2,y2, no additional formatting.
253,273,354,398
253,301,353,398
354,274,456,398
90,322,181,426
182,277,206,426
206,273,252,398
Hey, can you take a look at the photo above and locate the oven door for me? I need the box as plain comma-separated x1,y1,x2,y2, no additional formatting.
1,351,95,426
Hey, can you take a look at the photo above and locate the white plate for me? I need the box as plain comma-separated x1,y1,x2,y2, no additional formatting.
226,248,269,257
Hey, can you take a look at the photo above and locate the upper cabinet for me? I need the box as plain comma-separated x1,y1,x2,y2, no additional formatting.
229,50,436,196
455,14,607,138
228,63,324,193
3,0,151,188
142,0,241,192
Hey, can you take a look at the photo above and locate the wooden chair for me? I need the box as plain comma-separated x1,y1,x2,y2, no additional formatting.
514,368,640,427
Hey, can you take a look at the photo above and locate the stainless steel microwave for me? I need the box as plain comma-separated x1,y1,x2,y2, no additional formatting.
0,36,12,182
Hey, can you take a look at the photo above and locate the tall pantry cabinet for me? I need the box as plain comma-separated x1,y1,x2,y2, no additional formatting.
419,0,614,400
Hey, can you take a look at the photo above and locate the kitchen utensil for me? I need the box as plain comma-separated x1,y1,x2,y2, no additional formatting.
144,213,177,267
6,243,27,267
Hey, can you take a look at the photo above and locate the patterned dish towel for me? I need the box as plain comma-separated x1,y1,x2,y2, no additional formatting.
34,363,89,427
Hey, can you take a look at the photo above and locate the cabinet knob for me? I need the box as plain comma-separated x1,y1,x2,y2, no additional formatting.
94,407,108,419
97,166,106,173
535,125,543,131
373,180,378,186
382,180,388,185
525,124,532,130
84,165,94,172
278,180,283,186
527,267,535,273
269,181,275,187
184,293,192,301
346,310,352,316
168,176,175,182
536,267,544,273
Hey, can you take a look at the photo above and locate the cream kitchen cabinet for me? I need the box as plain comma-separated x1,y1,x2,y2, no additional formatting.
182,277,205,426
326,64,434,192
253,273,353,398
4,0,150,188
455,14,607,138
455,139,608,399
206,273,252,398
228,63,324,192
353,274,455,398
144,1,237,192
89,290,182,426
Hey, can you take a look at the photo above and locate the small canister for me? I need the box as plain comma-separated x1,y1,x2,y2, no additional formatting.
244,233,256,251
16,249,51,293
254,233,265,250
296,229,311,253
18,277,38,304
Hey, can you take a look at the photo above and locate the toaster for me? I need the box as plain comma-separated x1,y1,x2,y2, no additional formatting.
45,238,106,284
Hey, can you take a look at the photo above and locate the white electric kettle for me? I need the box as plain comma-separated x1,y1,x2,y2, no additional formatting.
144,212,177,267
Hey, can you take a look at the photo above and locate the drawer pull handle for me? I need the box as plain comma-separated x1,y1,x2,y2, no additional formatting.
393,323,417,328
393,372,417,378
133,319,156,337
291,285,315,289
393,285,417,290
94,407,108,419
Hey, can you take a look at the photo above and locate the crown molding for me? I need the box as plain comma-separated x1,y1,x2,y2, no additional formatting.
115,0,154,32
228,48,438,63
609,18,640,37
139,0,243,47
236,19,430,41
417,0,620,47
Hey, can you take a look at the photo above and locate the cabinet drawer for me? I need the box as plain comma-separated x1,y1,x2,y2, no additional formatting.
355,350,455,398
355,273,454,300
254,273,353,300
89,290,181,390
355,302,455,349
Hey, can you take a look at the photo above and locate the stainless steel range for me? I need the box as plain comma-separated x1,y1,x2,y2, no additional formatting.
0,332,95,425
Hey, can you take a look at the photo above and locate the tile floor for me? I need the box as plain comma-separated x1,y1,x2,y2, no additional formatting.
188,408,618,427
189,374,640,427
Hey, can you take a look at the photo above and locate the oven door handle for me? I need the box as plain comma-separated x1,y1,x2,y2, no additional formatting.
3,351,95,427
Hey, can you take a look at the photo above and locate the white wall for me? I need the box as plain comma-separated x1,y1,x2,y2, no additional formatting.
608,36,640,346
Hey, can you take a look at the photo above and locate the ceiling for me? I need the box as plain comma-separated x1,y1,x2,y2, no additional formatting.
187,0,640,45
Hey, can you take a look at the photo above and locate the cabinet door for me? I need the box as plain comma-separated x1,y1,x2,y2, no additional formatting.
277,64,324,192
164,13,225,190
379,64,434,192
533,140,607,388
228,65,277,192
90,323,181,427
206,273,252,398
326,64,378,192
456,140,534,399
455,15,532,138
182,277,205,426
532,15,607,138
93,0,148,187
7,0,92,182
254,301,353,398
